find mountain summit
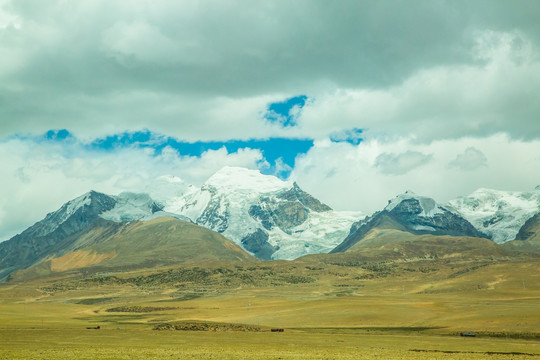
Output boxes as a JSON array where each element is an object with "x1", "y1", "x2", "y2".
[
  {"x1": 206, "y1": 166, "x2": 291, "y2": 193},
  {"x1": 159, "y1": 167, "x2": 362, "y2": 260}
]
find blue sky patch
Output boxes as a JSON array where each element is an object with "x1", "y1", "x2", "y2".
[
  {"x1": 153, "y1": 135, "x2": 313, "y2": 178},
  {"x1": 37, "y1": 129, "x2": 314, "y2": 179},
  {"x1": 90, "y1": 131, "x2": 154, "y2": 150},
  {"x1": 44, "y1": 129, "x2": 73, "y2": 141},
  {"x1": 265, "y1": 95, "x2": 309, "y2": 127}
]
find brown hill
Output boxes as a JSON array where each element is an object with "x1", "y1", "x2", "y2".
[
  {"x1": 10, "y1": 217, "x2": 256, "y2": 281},
  {"x1": 346, "y1": 228, "x2": 509, "y2": 260},
  {"x1": 302, "y1": 228, "x2": 510, "y2": 267}
]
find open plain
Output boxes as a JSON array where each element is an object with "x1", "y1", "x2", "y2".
[{"x1": 1, "y1": 255, "x2": 540, "y2": 359}]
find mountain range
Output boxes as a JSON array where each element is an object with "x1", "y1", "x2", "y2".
[
  {"x1": 332, "y1": 191, "x2": 487, "y2": 253},
  {"x1": 1, "y1": 166, "x2": 539, "y2": 281}
]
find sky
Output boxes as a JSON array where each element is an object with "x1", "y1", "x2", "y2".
[{"x1": 1, "y1": 0, "x2": 540, "y2": 240}]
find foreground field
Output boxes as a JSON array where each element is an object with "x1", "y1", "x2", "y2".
[
  {"x1": 1, "y1": 327, "x2": 540, "y2": 360},
  {"x1": 1, "y1": 257, "x2": 540, "y2": 359}
]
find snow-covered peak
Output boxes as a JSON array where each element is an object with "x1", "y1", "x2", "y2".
[
  {"x1": 384, "y1": 191, "x2": 413, "y2": 211},
  {"x1": 448, "y1": 187, "x2": 540, "y2": 243},
  {"x1": 37, "y1": 191, "x2": 95, "y2": 235},
  {"x1": 385, "y1": 191, "x2": 445, "y2": 217},
  {"x1": 205, "y1": 166, "x2": 292, "y2": 193}
]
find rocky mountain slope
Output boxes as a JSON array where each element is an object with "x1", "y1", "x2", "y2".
[{"x1": 332, "y1": 191, "x2": 486, "y2": 253}]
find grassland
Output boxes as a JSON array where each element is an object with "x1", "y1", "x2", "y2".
[
  {"x1": 2, "y1": 327, "x2": 540, "y2": 360},
  {"x1": 1, "y1": 256, "x2": 540, "y2": 359}
]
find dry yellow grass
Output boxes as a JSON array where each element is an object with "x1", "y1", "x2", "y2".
[
  {"x1": 0, "y1": 328, "x2": 539, "y2": 360},
  {"x1": 1, "y1": 256, "x2": 540, "y2": 359},
  {"x1": 50, "y1": 250, "x2": 116, "y2": 272}
]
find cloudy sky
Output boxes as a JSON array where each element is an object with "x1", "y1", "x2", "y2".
[{"x1": 1, "y1": 0, "x2": 540, "y2": 240}]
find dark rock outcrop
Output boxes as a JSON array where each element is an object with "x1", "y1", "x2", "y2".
[
  {"x1": 249, "y1": 200, "x2": 308, "y2": 235},
  {"x1": 241, "y1": 229, "x2": 278, "y2": 260}
]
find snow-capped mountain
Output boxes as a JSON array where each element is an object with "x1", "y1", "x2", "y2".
[
  {"x1": 144, "y1": 167, "x2": 363, "y2": 260},
  {"x1": 385, "y1": 191, "x2": 448, "y2": 222},
  {"x1": 3, "y1": 169, "x2": 540, "y2": 281},
  {"x1": 383, "y1": 191, "x2": 485, "y2": 236},
  {"x1": 448, "y1": 187, "x2": 540, "y2": 243},
  {"x1": 0, "y1": 191, "x2": 117, "y2": 280},
  {"x1": 15, "y1": 190, "x2": 117, "y2": 240},
  {"x1": 100, "y1": 192, "x2": 162, "y2": 222},
  {"x1": 333, "y1": 191, "x2": 485, "y2": 253}
]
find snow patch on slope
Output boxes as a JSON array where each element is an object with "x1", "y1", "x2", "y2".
[
  {"x1": 100, "y1": 192, "x2": 157, "y2": 222},
  {"x1": 100, "y1": 191, "x2": 192, "y2": 223},
  {"x1": 167, "y1": 187, "x2": 211, "y2": 222},
  {"x1": 63, "y1": 192, "x2": 92, "y2": 221}
]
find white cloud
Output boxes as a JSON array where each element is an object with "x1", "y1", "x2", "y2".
[
  {"x1": 375, "y1": 151, "x2": 432, "y2": 175},
  {"x1": 101, "y1": 21, "x2": 218, "y2": 67},
  {"x1": 0, "y1": 0, "x2": 20, "y2": 30},
  {"x1": 448, "y1": 147, "x2": 487, "y2": 171},
  {"x1": 291, "y1": 135, "x2": 540, "y2": 214},
  {"x1": 1, "y1": 3, "x2": 539, "y2": 143},
  {"x1": 298, "y1": 31, "x2": 540, "y2": 142}
]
